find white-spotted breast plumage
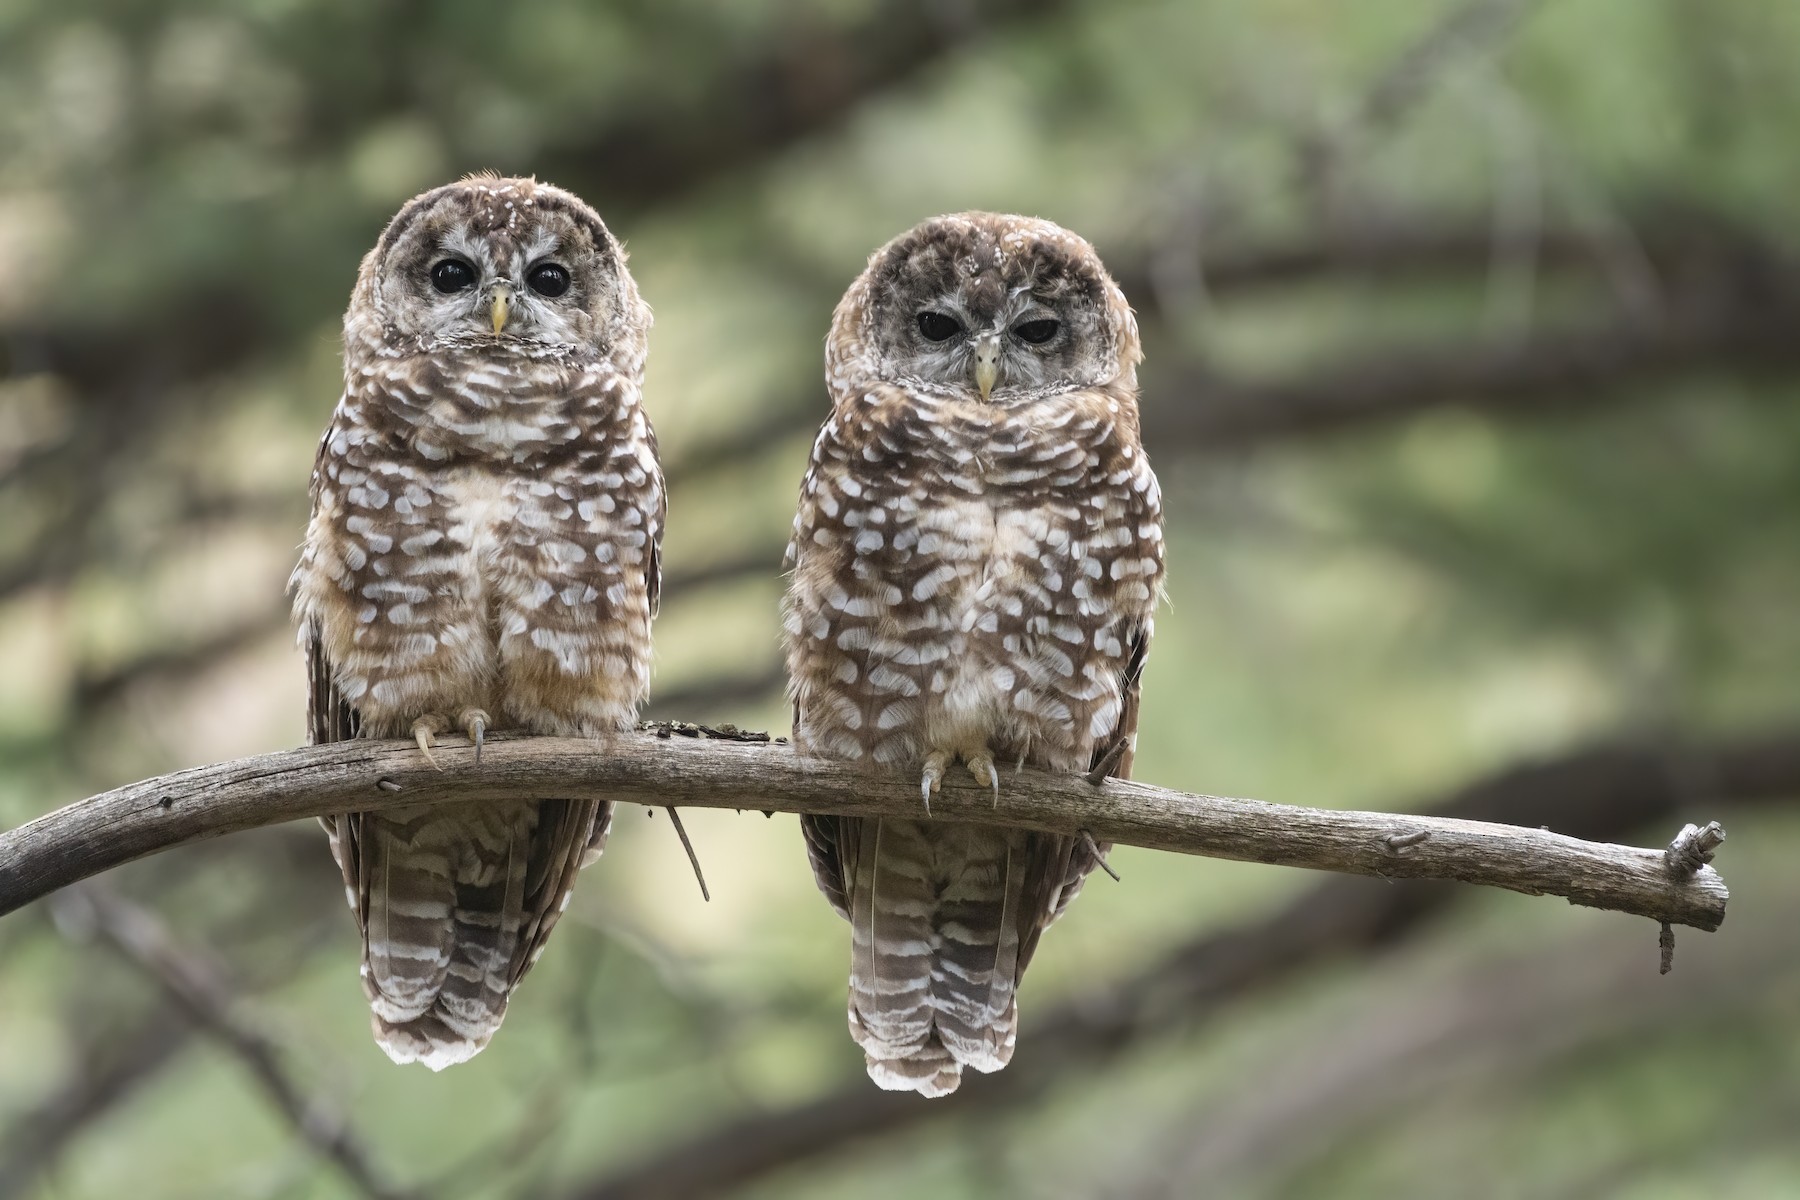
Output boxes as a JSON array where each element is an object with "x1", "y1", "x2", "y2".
[
  {"x1": 784, "y1": 212, "x2": 1165, "y2": 1096},
  {"x1": 291, "y1": 174, "x2": 663, "y2": 1069}
]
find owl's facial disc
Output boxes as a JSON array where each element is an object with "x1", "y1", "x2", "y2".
[
  {"x1": 849, "y1": 212, "x2": 1136, "y2": 406},
  {"x1": 422, "y1": 226, "x2": 586, "y2": 344},
  {"x1": 903, "y1": 290, "x2": 1072, "y2": 402},
  {"x1": 364, "y1": 178, "x2": 640, "y2": 359}
]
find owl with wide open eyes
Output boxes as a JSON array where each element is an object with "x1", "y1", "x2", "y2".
[
  {"x1": 290, "y1": 174, "x2": 664, "y2": 1069},
  {"x1": 783, "y1": 212, "x2": 1166, "y2": 1096}
]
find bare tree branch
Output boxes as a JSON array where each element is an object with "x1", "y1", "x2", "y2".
[
  {"x1": 73, "y1": 618, "x2": 290, "y2": 713},
  {"x1": 562, "y1": 728, "x2": 1795, "y2": 1200},
  {"x1": 1294, "y1": 0, "x2": 1538, "y2": 211},
  {"x1": 1, "y1": 0, "x2": 1069, "y2": 404},
  {"x1": 533, "y1": 0, "x2": 1075, "y2": 210},
  {"x1": 0, "y1": 732, "x2": 1729, "y2": 932},
  {"x1": 656, "y1": 216, "x2": 1800, "y2": 500},
  {"x1": 1110, "y1": 209, "x2": 1741, "y2": 313},
  {"x1": 1121, "y1": 861, "x2": 1795, "y2": 1200},
  {"x1": 0, "y1": 1007, "x2": 196, "y2": 1200},
  {"x1": 57, "y1": 885, "x2": 417, "y2": 1200},
  {"x1": 0, "y1": 836, "x2": 378, "y2": 1199},
  {"x1": 1142, "y1": 285, "x2": 1800, "y2": 450}
]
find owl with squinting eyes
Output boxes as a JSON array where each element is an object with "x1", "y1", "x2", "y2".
[
  {"x1": 783, "y1": 212, "x2": 1165, "y2": 1096},
  {"x1": 291, "y1": 174, "x2": 663, "y2": 1069}
]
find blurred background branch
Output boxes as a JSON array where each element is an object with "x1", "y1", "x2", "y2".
[
  {"x1": 55, "y1": 886, "x2": 413, "y2": 1200},
  {"x1": 566, "y1": 727, "x2": 1793, "y2": 1200}
]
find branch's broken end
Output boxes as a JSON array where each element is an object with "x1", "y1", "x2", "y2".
[{"x1": 1664, "y1": 821, "x2": 1727, "y2": 878}]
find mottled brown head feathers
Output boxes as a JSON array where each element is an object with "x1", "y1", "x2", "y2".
[
  {"x1": 351, "y1": 175, "x2": 650, "y2": 371},
  {"x1": 827, "y1": 212, "x2": 1141, "y2": 406}
]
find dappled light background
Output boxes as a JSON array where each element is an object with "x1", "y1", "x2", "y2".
[{"x1": 3, "y1": 1, "x2": 1799, "y2": 1197}]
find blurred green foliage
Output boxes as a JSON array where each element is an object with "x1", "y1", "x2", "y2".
[{"x1": 2, "y1": 0, "x2": 1798, "y2": 1196}]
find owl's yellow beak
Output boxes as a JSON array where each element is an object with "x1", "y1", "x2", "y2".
[
  {"x1": 490, "y1": 287, "x2": 511, "y2": 334},
  {"x1": 972, "y1": 333, "x2": 1001, "y2": 401}
]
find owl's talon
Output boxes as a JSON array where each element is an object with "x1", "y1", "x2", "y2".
[
  {"x1": 920, "y1": 750, "x2": 952, "y2": 816},
  {"x1": 460, "y1": 708, "x2": 492, "y2": 765},
  {"x1": 411, "y1": 714, "x2": 450, "y2": 771},
  {"x1": 968, "y1": 754, "x2": 999, "y2": 807}
]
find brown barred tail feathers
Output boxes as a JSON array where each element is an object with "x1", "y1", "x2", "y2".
[
  {"x1": 843, "y1": 819, "x2": 1078, "y2": 1096},
  {"x1": 348, "y1": 797, "x2": 604, "y2": 1070}
]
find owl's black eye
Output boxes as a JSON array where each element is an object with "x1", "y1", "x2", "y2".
[
  {"x1": 916, "y1": 311, "x2": 962, "y2": 342},
  {"x1": 527, "y1": 262, "x2": 571, "y2": 297},
  {"x1": 429, "y1": 258, "x2": 476, "y2": 293},
  {"x1": 1013, "y1": 318, "x2": 1060, "y2": 345}
]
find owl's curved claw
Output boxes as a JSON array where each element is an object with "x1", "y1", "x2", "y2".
[
  {"x1": 968, "y1": 753, "x2": 999, "y2": 808},
  {"x1": 919, "y1": 750, "x2": 951, "y2": 816},
  {"x1": 411, "y1": 714, "x2": 450, "y2": 771},
  {"x1": 460, "y1": 708, "x2": 491, "y2": 765}
]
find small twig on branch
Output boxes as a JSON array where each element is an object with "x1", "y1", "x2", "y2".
[
  {"x1": 662, "y1": 808, "x2": 712, "y2": 902},
  {"x1": 0, "y1": 732, "x2": 1730, "y2": 933},
  {"x1": 55, "y1": 886, "x2": 415, "y2": 1200},
  {"x1": 1080, "y1": 830, "x2": 1121, "y2": 883},
  {"x1": 1086, "y1": 739, "x2": 1129, "y2": 785}
]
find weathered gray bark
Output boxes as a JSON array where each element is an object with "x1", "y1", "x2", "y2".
[{"x1": 0, "y1": 729, "x2": 1728, "y2": 930}]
